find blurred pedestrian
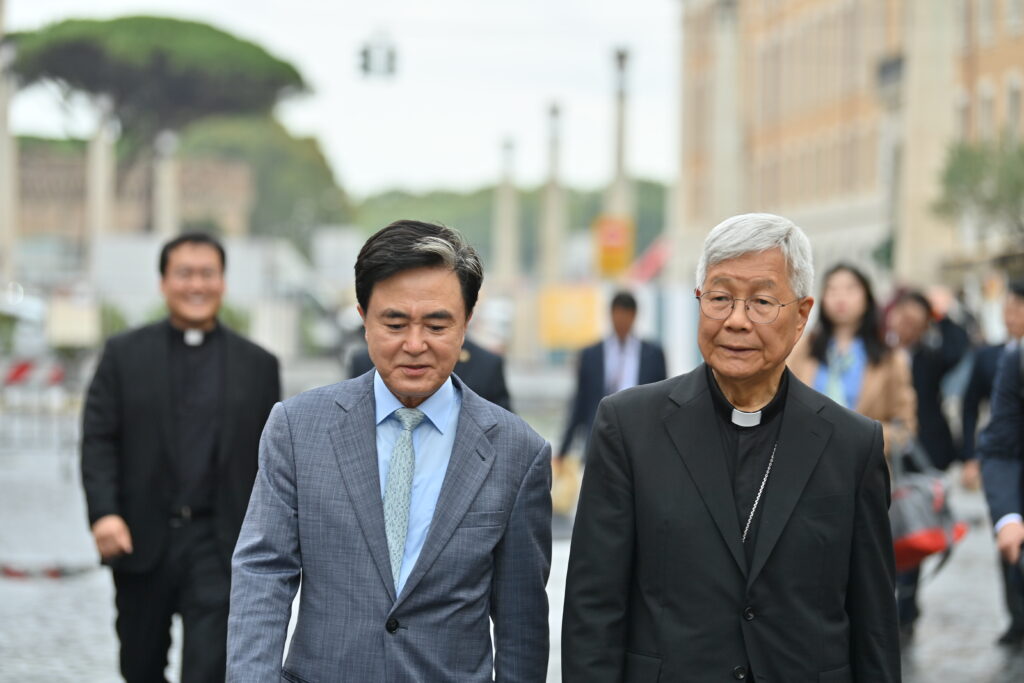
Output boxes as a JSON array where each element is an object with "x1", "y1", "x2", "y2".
[
  {"x1": 228, "y1": 220, "x2": 551, "y2": 681},
  {"x1": 562, "y1": 214, "x2": 899, "y2": 682},
  {"x1": 886, "y1": 288, "x2": 971, "y2": 638},
  {"x1": 81, "y1": 233, "x2": 280, "y2": 683},
  {"x1": 975, "y1": 281, "x2": 1024, "y2": 647},
  {"x1": 349, "y1": 336, "x2": 512, "y2": 411},
  {"x1": 557, "y1": 290, "x2": 666, "y2": 460},
  {"x1": 888, "y1": 290, "x2": 970, "y2": 471},
  {"x1": 789, "y1": 262, "x2": 916, "y2": 455}
]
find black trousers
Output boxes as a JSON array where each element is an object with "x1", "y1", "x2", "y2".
[
  {"x1": 1001, "y1": 554, "x2": 1024, "y2": 630},
  {"x1": 112, "y1": 518, "x2": 230, "y2": 683}
]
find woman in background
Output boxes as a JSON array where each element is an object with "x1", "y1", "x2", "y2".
[{"x1": 789, "y1": 263, "x2": 916, "y2": 452}]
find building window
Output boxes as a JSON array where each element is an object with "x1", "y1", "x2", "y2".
[
  {"x1": 979, "y1": 88, "x2": 995, "y2": 140},
  {"x1": 1011, "y1": 0, "x2": 1024, "y2": 34},
  {"x1": 958, "y1": 98, "x2": 971, "y2": 140},
  {"x1": 1008, "y1": 81, "x2": 1022, "y2": 140},
  {"x1": 979, "y1": 0, "x2": 995, "y2": 46}
]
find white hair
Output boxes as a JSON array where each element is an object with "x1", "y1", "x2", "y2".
[{"x1": 695, "y1": 213, "x2": 814, "y2": 298}]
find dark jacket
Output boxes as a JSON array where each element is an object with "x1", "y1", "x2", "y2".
[
  {"x1": 348, "y1": 337, "x2": 512, "y2": 411},
  {"x1": 558, "y1": 338, "x2": 667, "y2": 456},
  {"x1": 962, "y1": 343, "x2": 1006, "y2": 461},
  {"x1": 81, "y1": 320, "x2": 280, "y2": 573},
  {"x1": 979, "y1": 346, "x2": 1024, "y2": 524},
  {"x1": 909, "y1": 317, "x2": 970, "y2": 470},
  {"x1": 562, "y1": 366, "x2": 899, "y2": 683}
]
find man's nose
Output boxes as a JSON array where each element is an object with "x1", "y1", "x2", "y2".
[
  {"x1": 403, "y1": 327, "x2": 428, "y2": 353},
  {"x1": 724, "y1": 299, "x2": 753, "y2": 329}
]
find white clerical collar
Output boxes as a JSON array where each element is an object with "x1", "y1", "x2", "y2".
[
  {"x1": 184, "y1": 329, "x2": 205, "y2": 346},
  {"x1": 731, "y1": 408, "x2": 762, "y2": 427}
]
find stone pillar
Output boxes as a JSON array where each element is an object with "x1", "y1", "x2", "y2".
[
  {"x1": 604, "y1": 49, "x2": 634, "y2": 219},
  {"x1": 86, "y1": 99, "x2": 116, "y2": 283},
  {"x1": 0, "y1": 0, "x2": 18, "y2": 285},
  {"x1": 894, "y1": 0, "x2": 957, "y2": 286},
  {"x1": 153, "y1": 130, "x2": 180, "y2": 238},
  {"x1": 539, "y1": 103, "x2": 567, "y2": 285},
  {"x1": 710, "y1": 0, "x2": 742, "y2": 221},
  {"x1": 492, "y1": 139, "x2": 520, "y2": 292}
]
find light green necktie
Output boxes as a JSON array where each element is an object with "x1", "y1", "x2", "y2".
[{"x1": 383, "y1": 407, "x2": 425, "y2": 586}]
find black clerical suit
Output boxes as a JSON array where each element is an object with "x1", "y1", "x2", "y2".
[
  {"x1": 562, "y1": 365, "x2": 899, "y2": 683},
  {"x1": 82, "y1": 320, "x2": 279, "y2": 683}
]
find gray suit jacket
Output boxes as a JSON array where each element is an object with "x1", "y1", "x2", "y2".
[{"x1": 228, "y1": 372, "x2": 552, "y2": 682}]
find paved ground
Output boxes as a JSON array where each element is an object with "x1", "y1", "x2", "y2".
[{"x1": 3, "y1": 373, "x2": 1024, "y2": 681}]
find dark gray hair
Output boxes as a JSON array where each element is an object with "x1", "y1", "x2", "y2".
[
  {"x1": 355, "y1": 220, "x2": 484, "y2": 315},
  {"x1": 695, "y1": 212, "x2": 814, "y2": 298}
]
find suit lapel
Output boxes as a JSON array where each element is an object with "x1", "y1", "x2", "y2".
[
  {"x1": 394, "y1": 389, "x2": 498, "y2": 609},
  {"x1": 663, "y1": 368, "x2": 747, "y2": 577},
  {"x1": 328, "y1": 376, "x2": 397, "y2": 602},
  {"x1": 747, "y1": 379, "x2": 832, "y2": 586}
]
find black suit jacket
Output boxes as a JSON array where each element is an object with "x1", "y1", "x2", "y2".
[
  {"x1": 558, "y1": 338, "x2": 667, "y2": 455},
  {"x1": 979, "y1": 346, "x2": 1024, "y2": 523},
  {"x1": 81, "y1": 320, "x2": 280, "y2": 573},
  {"x1": 910, "y1": 317, "x2": 970, "y2": 470},
  {"x1": 348, "y1": 337, "x2": 512, "y2": 411},
  {"x1": 962, "y1": 343, "x2": 1005, "y2": 461},
  {"x1": 562, "y1": 366, "x2": 899, "y2": 683}
]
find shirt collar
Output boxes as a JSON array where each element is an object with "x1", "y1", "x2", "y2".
[
  {"x1": 373, "y1": 370, "x2": 457, "y2": 433},
  {"x1": 706, "y1": 364, "x2": 789, "y2": 428}
]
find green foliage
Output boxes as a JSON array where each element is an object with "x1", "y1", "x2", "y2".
[
  {"x1": 16, "y1": 135, "x2": 87, "y2": 157},
  {"x1": 354, "y1": 179, "x2": 667, "y2": 271},
  {"x1": 8, "y1": 16, "x2": 306, "y2": 154},
  {"x1": 0, "y1": 312, "x2": 15, "y2": 353},
  {"x1": 99, "y1": 302, "x2": 129, "y2": 338},
  {"x1": 935, "y1": 139, "x2": 1024, "y2": 241},
  {"x1": 179, "y1": 116, "x2": 350, "y2": 254}
]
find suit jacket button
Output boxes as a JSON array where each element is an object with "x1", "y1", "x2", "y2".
[
  {"x1": 386, "y1": 617, "x2": 399, "y2": 633},
  {"x1": 732, "y1": 665, "x2": 748, "y2": 680},
  {"x1": 743, "y1": 606, "x2": 755, "y2": 621}
]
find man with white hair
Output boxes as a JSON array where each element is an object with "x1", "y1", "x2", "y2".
[{"x1": 562, "y1": 213, "x2": 900, "y2": 682}]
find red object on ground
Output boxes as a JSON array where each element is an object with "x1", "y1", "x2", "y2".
[{"x1": 4, "y1": 360, "x2": 33, "y2": 386}]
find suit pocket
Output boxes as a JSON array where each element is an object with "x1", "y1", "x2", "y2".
[
  {"x1": 624, "y1": 651, "x2": 662, "y2": 682},
  {"x1": 819, "y1": 664, "x2": 852, "y2": 683},
  {"x1": 457, "y1": 510, "x2": 506, "y2": 528},
  {"x1": 281, "y1": 667, "x2": 311, "y2": 683}
]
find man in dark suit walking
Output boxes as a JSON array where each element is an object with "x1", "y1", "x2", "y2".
[
  {"x1": 81, "y1": 233, "x2": 280, "y2": 683},
  {"x1": 562, "y1": 213, "x2": 900, "y2": 682},
  {"x1": 557, "y1": 291, "x2": 667, "y2": 459},
  {"x1": 978, "y1": 281, "x2": 1024, "y2": 647},
  {"x1": 349, "y1": 336, "x2": 512, "y2": 411}
]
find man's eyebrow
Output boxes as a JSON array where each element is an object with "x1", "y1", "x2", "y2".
[
  {"x1": 423, "y1": 310, "x2": 455, "y2": 321},
  {"x1": 379, "y1": 309, "x2": 411, "y2": 320},
  {"x1": 709, "y1": 276, "x2": 776, "y2": 289}
]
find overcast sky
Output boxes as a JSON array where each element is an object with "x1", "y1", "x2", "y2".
[{"x1": 6, "y1": 0, "x2": 680, "y2": 198}]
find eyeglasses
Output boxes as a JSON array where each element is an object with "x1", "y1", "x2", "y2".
[{"x1": 695, "y1": 289, "x2": 800, "y2": 325}]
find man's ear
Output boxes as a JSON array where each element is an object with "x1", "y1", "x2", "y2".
[
  {"x1": 796, "y1": 296, "x2": 814, "y2": 334},
  {"x1": 357, "y1": 305, "x2": 366, "y2": 322}
]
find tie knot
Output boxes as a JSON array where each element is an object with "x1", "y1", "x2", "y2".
[{"x1": 395, "y1": 407, "x2": 426, "y2": 432}]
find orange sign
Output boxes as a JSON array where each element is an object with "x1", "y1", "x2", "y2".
[{"x1": 593, "y1": 214, "x2": 635, "y2": 278}]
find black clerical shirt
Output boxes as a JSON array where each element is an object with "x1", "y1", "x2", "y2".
[
  {"x1": 706, "y1": 365, "x2": 789, "y2": 566},
  {"x1": 167, "y1": 320, "x2": 224, "y2": 513}
]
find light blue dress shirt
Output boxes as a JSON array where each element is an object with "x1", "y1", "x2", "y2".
[{"x1": 374, "y1": 370, "x2": 461, "y2": 595}]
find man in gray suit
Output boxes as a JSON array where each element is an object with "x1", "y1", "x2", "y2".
[{"x1": 228, "y1": 220, "x2": 552, "y2": 682}]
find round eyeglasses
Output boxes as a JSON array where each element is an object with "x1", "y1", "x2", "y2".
[{"x1": 695, "y1": 289, "x2": 800, "y2": 325}]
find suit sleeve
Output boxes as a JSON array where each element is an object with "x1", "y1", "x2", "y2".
[
  {"x1": 562, "y1": 397, "x2": 634, "y2": 683},
  {"x1": 491, "y1": 439, "x2": 552, "y2": 683},
  {"x1": 558, "y1": 352, "x2": 588, "y2": 456},
  {"x1": 960, "y1": 350, "x2": 986, "y2": 461},
  {"x1": 979, "y1": 348, "x2": 1024, "y2": 523},
  {"x1": 81, "y1": 340, "x2": 122, "y2": 525},
  {"x1": 227, "y1": 402, "x2": 302, "y2": 682},
  {"x1": 846, "y1": 421, "x2": 900, "y2": 683}
]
